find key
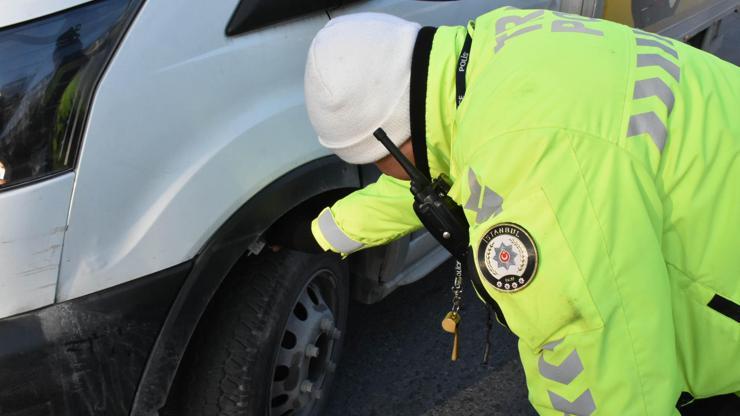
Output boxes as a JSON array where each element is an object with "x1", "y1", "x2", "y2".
[
  {"x1": 441, "y1": 311, "x2": 460, "y2": 333},
  {"x1": 441, "y1": 311, "x2": 461, "y2": 361},
  {"x1": 451, "y1": 329, "x2": 459, "y2": 361}
]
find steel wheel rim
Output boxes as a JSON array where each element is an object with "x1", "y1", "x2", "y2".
[{"x1": 268, "y1": 269, "x2": 342, "y2": 416}]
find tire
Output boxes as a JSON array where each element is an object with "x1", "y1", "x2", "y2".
[{"x1": 171, "y1": 250, "x2": 349, "y2": 416}]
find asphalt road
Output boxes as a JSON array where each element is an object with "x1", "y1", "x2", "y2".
[
  {"x1": 325, "y1": 259, "x2": 535, "y2": 416},
  {"x1": 324, "y1": 15, "x2": 739, "y2": 416}
]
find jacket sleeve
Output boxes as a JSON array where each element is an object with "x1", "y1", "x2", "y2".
[
  {"x1": 464, "y1": 129, "x2": 680, "y2": 415},
  {"x1": 311, "y1": 173, "x2": 422, "y2": 256}
]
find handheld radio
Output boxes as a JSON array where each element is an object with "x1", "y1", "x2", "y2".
[{"x1": 373, "y1": 128, "x2": 469, "y2": 260}]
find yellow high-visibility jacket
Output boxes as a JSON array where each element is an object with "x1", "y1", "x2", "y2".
[{"x1": 311, "y1": 8, "x2": 740, "y2": 415}]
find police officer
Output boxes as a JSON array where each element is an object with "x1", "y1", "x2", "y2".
[{"x1": 301, "y1": 8, "x2": 740, "y2": 415}]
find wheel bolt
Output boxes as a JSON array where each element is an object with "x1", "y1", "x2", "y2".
[
  {"x1": 320, "y1": 318, "x2": 335, "y2": 333},
  {"x1": 305, "y1": 344, "x2": 320, "y2": 358},
  {"x1": 300, "y1": 380, "x2": 314, "y2": 394}
]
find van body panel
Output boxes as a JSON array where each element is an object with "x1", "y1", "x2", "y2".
[
  {"x1": 56, "y1": 0, "x2": 521, "y2": 301},
  {"x1": 0, "y1": 174, "x2": 73, "y2": 318}
]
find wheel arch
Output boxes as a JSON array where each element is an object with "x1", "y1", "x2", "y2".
[{"x1": 129, "y1": 155, "x2": 360, "y2": 415}]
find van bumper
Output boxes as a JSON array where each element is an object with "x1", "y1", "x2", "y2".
[{"x1": 0, "y1": 262, "x2": 190, "y2": 416}]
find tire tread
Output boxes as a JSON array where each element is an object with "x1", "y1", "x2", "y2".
[{"x1": 167, "y1": 251, "x2": 346, "y2": 416}]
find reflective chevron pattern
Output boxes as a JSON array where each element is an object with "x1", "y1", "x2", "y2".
[
  {"x1": 465, "y1": 168, "x2": 503, "y2": 223},
  {"x1": 628, "y1": 111, "x2": 669, "y2": 151},
  {"x1": 539, "y1": 348, "x2": 584, "y2": 384},
  {"x1": 634, "y1": 78, "x2": 675, "y2": 111},
  {"x1": 540, "y1": 339, "x2": 596, "y2": 415},
  {"x1": 548, "y1": 389, "x2": 596, "y2": 416},
  {"x1": 636, "y1": 54, "x2": 680, "y2": 81},
  {"x1": 633, "y1": 28, "x2": 674, "y2": 45},
  {"x1": 636, "y1": 38, "x2": 678, "y2": 58},
  {"x1": 627, "y1": 29, "x2": 680, "y2": 152},
  {"x1": 542, "y1": 339, "x2": 564, "y2": 351}
]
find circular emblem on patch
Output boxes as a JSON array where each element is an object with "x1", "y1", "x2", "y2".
[{"x1": 477, "y1": 223, "x2": 538, "y2": 293}]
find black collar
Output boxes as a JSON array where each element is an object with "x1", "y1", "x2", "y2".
[{"x1": 409, "y1": 26, "x2": 436, "y2": 181}]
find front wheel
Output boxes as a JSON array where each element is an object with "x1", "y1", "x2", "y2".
[{"x1": 171, "y1": 250, "x2": 349, "y2": 416}]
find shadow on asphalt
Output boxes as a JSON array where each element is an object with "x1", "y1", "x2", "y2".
[{"x1": 324, "y1": 259, "x2": 537, "y2": 416}]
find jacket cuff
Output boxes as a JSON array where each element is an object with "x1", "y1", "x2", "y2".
[
  {"x1": 311, "y1": 207, "x2": 366, "y2": 255},
  {"x1": 311, "y1": 217, "x2": 334, "y2": 253}
]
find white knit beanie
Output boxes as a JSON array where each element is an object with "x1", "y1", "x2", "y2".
[{"x1": 304, "y1": 13, "x2": 421, "y2": 164}]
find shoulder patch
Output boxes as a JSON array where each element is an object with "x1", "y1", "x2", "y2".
[{"x1": 477, "y1": 222, "x2": 538, "y2": 293}]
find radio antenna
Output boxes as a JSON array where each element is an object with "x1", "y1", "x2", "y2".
[{"x1": 373, "y1": 128, "x2": 430, "y2": 186}]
